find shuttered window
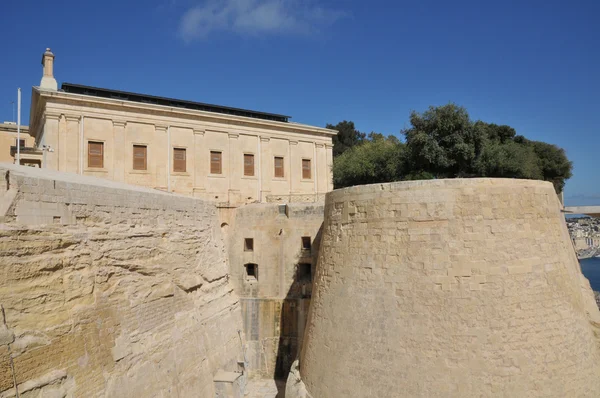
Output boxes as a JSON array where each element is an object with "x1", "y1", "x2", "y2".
[
  {"x1": 302, "y1": 159, "x2": 311, "y2": 179},
  {"x1": 210, "y1": 151, "x2": 222, "y2": 174},
  {"x1": 274, "y1": 156, "x2": 284, "y2": 178},
  {"x1": 88, "y1": 141, "x2": 103, "y2": 168},
  {"x1": 15, "y1": 139, "x2": 25, "y2": 148},
  {"x1": 244, "y1": 154, "x2": 254, "y2": 176},
  {"x1": 133, "y1": 145, "x2": 147, "y2": 170},
  {"x1": 173, "y1": 148, "x2": 186, "y2": 172}
]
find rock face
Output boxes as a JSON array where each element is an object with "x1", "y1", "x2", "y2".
[
  {"x1": 294, "y1": 179, "x2": 600, "y2": 397},
  {"x1": 0, "y1": 164, "x2": 244, "y2": 397}
]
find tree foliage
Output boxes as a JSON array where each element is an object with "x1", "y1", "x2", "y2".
[
  {"x1": 333, "y1": 134, "x2": 405, "y2": 188},
  {"x1": 330, "y1": 103, "x2": 573, "y2": 192},
  {"x1": 327, "y1": 120, "x2": 365, "y2": 157}
]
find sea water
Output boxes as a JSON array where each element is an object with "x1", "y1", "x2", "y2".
[{"x1": 580, "y1": 257, "x2": 600, "y2": 291}]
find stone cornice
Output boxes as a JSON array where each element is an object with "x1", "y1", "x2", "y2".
[
  {"x1": 315, "y1": 143, "x2": 325, "y2": 148},
  {"x1": 228, "y1": 133, "x2": 239, "y2": 139},
  {"x1": 289, "y1": 140, "x2": 299, "y2": 146},
  {"x1": 37, "y1": 88, "x2": 337, "y2": 137},
  {"x1": 260, "y1": 136, "x2": 270, "y2": 142},
  {"x1": 64, "y1": 114, "x2": 81, "y2": 122},
  {"x1": 155, "y1": 125, "x2": 168, "y2": 132},
  {"x1": 45, "y1": 112, "x2": 61, "y2": 121},
  {"x1": 193, "y1": 128, "x2": 205, "y2": 135},
  {"x1": 112, "y1": 120, "x2": 127, "y2": 128}
]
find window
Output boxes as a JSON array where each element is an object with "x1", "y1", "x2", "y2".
[
  {"x1": 274, "y1": 156, "x2": 284, "y2": 178},
  {"x1": 244, "y1": 154, "x2": 254, "y2": 176},
  {"x1": 15, "y1": 139, "x2": 25, "y2": 148},
  {"x1": 245, "y1": 263, "x2": 258, "y2": 281},
  {"x1": 302, "y1": 159, "x2": 311, "y2": 179},
  {"x1": 244, "y1": 238, "x2": 254, "y2": 252},
  {"x1": 211, "y1": 151, "x2": 222, "y2": 174},
  {"x1": 173, "y1": 148, "x2": 186, "y2": 172},
  {"x1": 301, "y1": 236, "x2": 311, "y2": 251},
  {"x1": 88, "y1": 141, "x2": 104, "y2": 168},
  {"x1": 297, "y1": 263, "x2": 312, "y2": 282},
  {"x1": 133, "y1": 145, "x2": 147, "y2": 170}
]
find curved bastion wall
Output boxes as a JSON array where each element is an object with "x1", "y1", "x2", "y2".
[{"x1": 293, "y1": 178, "x2": 600, "y2": 397}]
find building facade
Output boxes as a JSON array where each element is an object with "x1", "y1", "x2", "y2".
[
  {"x1": 0, "y1": 123, "x2": 41, "y2": 166},
  {"x1": 29, "y1": 49, "x2": 336, "y2": 206}
]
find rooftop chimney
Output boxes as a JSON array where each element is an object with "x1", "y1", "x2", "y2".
[{"x1": 40, "y1": 48, "x2": 57, "y2": 91}]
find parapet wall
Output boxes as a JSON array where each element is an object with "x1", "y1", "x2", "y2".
[
  {"x1": 295, "y1": 178, "x2": 600, "y2": 397},
  {"x1": 0, "y1": 164, "x2": 244, "y2": 397}
]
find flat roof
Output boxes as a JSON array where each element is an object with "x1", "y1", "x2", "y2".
[{"x1": 61, "y1": 83, "x2": 291, "y2": 123}]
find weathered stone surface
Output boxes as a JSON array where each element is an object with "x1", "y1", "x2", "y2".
[
  {"x1": 225, "y1": 203, "x2": 323, "y2": 379},
  {"x1": 0, "y1": 165, "x2": 244, "y2": 397},
  {"x1": 295, "y1": 178, "x2": 600, "y2": 397}
]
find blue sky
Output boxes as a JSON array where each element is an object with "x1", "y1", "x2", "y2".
[{"x1": 1, "y1": 0, "x2": 598, "y2": 204}]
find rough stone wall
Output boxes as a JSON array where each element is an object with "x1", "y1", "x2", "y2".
[
  {"x1": 225, "y1": 203, "x2": 323, "y2": 379},
  {"x1": 0, "y1": 164, "x2": 244, "y2": 397},
  {"x1": 296, "y1": 179, "x2": 600, "y2": 398}
]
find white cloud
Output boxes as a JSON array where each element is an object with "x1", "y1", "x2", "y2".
[{"x1": 178, "y1": 0, "x2": 347, "y2": 41}]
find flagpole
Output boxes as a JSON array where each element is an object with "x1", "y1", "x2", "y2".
[{"x1": 16, "y1": 88, "x2": 21, "y2": 165}]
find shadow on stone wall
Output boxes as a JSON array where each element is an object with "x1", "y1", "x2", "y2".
[{"x1": 272, "y1": 224, "x2": 323, "y2": 395}]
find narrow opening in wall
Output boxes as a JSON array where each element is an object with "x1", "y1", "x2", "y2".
[
  {"x1": 297, "y1": 263, "x2": 311, "y2": 282},
  {"x1": 244, "y1": 238, "x2": 254, "y2": 252},
  {"x1": 245, "y1": 263, "x2": 258, "y2": 281},
  {"x1": 301, "y1": 236, "x2": 311, "y2": 251}
]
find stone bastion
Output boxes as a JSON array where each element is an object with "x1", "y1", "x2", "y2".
[{"x1": 288, "y1": 178, "x2": 600, "y2": 398}]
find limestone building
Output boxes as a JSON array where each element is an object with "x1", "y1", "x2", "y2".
[
  {"x1": 0, "y1": 123, "x2": 40, "y2": 166},
  {"x1": 29, "y1": 49, "x2": 336, "y2": 206}
]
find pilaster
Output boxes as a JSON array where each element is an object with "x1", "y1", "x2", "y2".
[
  {"x1": 325, "y1": 143, "x2": 334, "y2": 192},
  {"x1": 44, "y1": 112, "x2": 61, "y2": 170},
  {"x1": 155, "y1": 125, "x2": 168, "y2": 190},
  {"x1": 193, "y1": 128, "x2": 206, "y2": 197},
  {"x1": 64, "y1": 115, "x2": 81, "y2": 174},
  {"x1": 260, "y1": 136, "x2": 271, "y2": 201},
  {"x1": 113, "y1": 120, "x2": 127, "y2": 182},
  {"x1": 289, "y1": 140, "x2": 298, "y2": 195},
  {"x1": 228, "y1": 132, "x2": 241, "y2": 204}
]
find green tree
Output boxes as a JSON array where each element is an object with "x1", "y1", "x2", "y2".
[
  {"x1": 330, "y1": 104, "x2": 573, "y2": 192},
  {"x1": 333, "y1": 134, "x2": 405, "y2": 188},
  {"x1": 530, "y1": 140, "x2": 573, "y2": 192},
  {"x1": 403, "y1": 104, "x2": 485, "y2": 178},
  {"x1": 326, "y1": 120, "x2": 366, "y2": 157}
]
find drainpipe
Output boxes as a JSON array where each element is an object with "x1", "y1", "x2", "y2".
[{"x1": 167, "y1": 126, "x2": 171, "y2": 193}]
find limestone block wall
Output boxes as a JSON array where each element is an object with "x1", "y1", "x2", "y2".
[
  {"x1": 296, "y1": 179, "x2": 600, "y2": 398},
  {"x1": 225, "y1": 203, "x2": 323, "y2": 379},
  {"x1": 0, "y1": 164, "x2": 244, "y2": 397}
]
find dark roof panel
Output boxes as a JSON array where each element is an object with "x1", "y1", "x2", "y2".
[{"x1": 61, "y1": 83, "x2": 291, "y2": 123}]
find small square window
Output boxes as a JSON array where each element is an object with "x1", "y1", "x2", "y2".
[
  {"x1": 301, "y1": 236, "x2": 311, "y2": 251},
  {"x1": 297, "y1": 263, "x2": 311, "y2": 282},
  {"x1": 245, "y1": 263, "x2": 258, "y2": 281},
  {"x1": 244, "y1": 238, "x2": 254, "y2": 252}
]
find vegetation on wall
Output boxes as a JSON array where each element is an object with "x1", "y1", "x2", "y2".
[{"x1": 330, "y1": 103, "x2": 572, "y2": 193}]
